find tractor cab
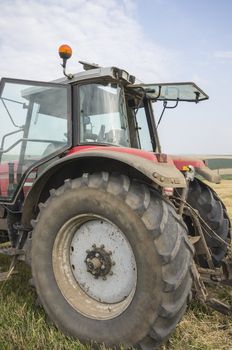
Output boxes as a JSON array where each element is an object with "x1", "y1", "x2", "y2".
[{"x1": 0, "y1": 45, "x2": 208, "y2": 204}]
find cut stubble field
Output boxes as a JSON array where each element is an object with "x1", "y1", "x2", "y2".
[{"x1": 0, "y1": 181, "x2": 232, "y2": 350}]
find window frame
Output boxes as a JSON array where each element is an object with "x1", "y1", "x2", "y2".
[
  {"x1": 0, "y1": 77, "x2": 72, "y2": 204},
  {"x1": 73, "y1": 82, "x2": 131, "y2": 148}
]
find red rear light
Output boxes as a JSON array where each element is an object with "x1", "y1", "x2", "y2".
[{"x1": 164, "y1": 187, "x2": 174, "y2": 196}]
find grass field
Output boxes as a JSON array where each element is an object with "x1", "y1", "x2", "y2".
[{"x1": 0, "y1": 181, "x2": 232, "y2": 349}]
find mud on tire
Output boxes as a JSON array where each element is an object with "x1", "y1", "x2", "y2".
[{"x1": 31, "y1": 173, "x2": 193, "y2": 349}]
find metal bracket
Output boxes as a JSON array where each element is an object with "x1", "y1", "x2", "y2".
[
  {"x1": 222, "y1": 255, "x2": 232, "y2": 286},
  {"x1": 198, "y1": 266, "x2": 224, "y2": 284},
  {"x1": 0, "y1": 225, "x2": 27, "y2": 283},
  {"x1": 192, "y1": 262, "x2": 232, "y2": 316},
  {"x1": 206, "y1": 298, "x2": 232, "y2": 316},
  {"x1": 191, "y1": 262, "x2": 208, "y2": 302},
  {"x1": 0, "y1": 247, "x2": 24, "y2": 256},
  {"x1": 178, "y1": 165, "x2": 195, "y2": 216}
]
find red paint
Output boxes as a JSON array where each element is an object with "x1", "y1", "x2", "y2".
[
  {"x1": 0, "y1": 161, "x2": 18, "y2": 197},
  {"x1": 67, "y1": 145, "x2": 176, "y2": 164},
  {"x1": 0, "y1": 145, "x2": 206, "y2": 199},
  {"x1": 171, "y1": 157, "x2": 205, "y2": 170},
  {"x1": 67, "y1": 146, "x2": 206, "y2": 171}
]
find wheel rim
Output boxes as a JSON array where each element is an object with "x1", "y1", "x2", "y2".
[{"x1": 52, "y1": 214, "x2": 137, "y2": 320}]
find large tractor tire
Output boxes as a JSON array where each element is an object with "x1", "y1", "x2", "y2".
[
  {"x1": 187, "y1": 179, "x2": 231, "y2": 267},
  {"x1": 31, "y1": 173, "x2": 193, "y2": 349}
]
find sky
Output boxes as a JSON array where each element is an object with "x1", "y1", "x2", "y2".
[{"x1": 0, "y1": 0, "x2": 231, "y2": 154}]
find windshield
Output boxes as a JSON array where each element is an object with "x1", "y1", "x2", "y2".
[
  {"x1": 0, "y1": 79, "x2": 70, "y2": 201},
  {"x1": 79, "y1": 83, "x2": 130, "y2": 147}
]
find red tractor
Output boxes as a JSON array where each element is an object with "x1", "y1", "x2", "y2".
[{"x1": 0, "y1": 45, "x2": 231, "y2": 349}]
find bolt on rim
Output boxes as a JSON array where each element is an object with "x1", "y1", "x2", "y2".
[{"x1": 52, "y1": 214, "x2": 137, "y2": 320}]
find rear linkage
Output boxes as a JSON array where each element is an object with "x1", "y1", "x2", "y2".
[
  {"x1": 0, "y1": 168, "x2": 232, "y2": 316},
  {"x1": 0, "y1": 223, "x2": 30, "y2": 282},
  {"x1": 173, "y1": 166, "x2": 232, "y2": 316}
]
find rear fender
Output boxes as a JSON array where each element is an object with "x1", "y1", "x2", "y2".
[
  {"x1": 171, "y1": 156, "x2": 221, "y2": 183},
  {"x1": 21, "y1": 149, "x2": 186, "y2": 227},
  {"x1": 195, "y1": 166, "x2": 221, "y2": 184}
]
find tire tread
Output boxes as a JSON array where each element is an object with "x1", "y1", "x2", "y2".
[{"x1": 32, "y1": 172, "x2": 193, "y2": 350}]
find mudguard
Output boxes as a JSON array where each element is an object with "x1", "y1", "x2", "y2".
[
  {"x1": 171, "y1": 156, "x2": 221, "y2": 184},
  {"x1": 21, "y1": 148, "x2": 186, "y2": 226}
]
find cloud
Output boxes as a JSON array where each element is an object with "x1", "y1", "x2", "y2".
[
  {"x1": 0, "y1": 0, "x2": 172, "y2": 83},
  {"x1": 0, "y1": 0, "x2": 230, "y2": 154}
]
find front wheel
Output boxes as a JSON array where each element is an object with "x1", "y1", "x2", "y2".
[{"x1": 31, "y1": 173, "x2": 193, "y2": 349}]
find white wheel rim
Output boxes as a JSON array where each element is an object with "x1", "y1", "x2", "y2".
[{"x1": 52, "y1": 214, "x2": 137, "y2": 320}]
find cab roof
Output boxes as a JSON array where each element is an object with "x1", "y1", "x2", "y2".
[{"x1": 54, "y1": 64, "x2": 208, "y2": 103}]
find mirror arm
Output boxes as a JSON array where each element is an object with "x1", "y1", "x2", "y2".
[{"x1": 157, "y1": 99, "x2": 179, "y2": 129}]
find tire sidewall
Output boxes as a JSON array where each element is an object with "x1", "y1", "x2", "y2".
[{"x1": 32, "y1": 186, "x2": 163, "y2": 346}]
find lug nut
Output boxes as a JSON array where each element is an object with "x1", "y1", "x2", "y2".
[
  {"x1": 101, "y1": 265, "x2": 105, "y2": 270},
  {"x1": 87, "y1": 258, "x2": 90, "y2": 262},
  {"x1": 92, "y1": 244, "x2": 96, "y2": 248},
  {"x1": 95, "y1": 253, "x2": 100, "y2": 258}
]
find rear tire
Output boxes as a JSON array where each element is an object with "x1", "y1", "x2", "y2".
[
  {"x1": 187, "y1": 179, "x2": 231, "y2": 266},
  {"x1": 31, "y1": 173, "x2": 193, "y2": 349}
]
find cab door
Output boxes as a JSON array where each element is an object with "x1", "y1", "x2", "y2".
[{"x1": 0, "y1": 78, "x2": 71, "y2": 203}]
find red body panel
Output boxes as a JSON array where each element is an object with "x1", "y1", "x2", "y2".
[
  {"x1": 0, "y1": 145, "x2": 206, "y2": 199},
  {"x1": 68, "y1": 146, "x2": 206, "y2": 169},
  {"x1": 0, "y1": 161, "x2": 18, "y2": 197},
  {"x1": 67, "y1": 145, "x2": 175, "y2": 164},
  {"x1": 171, "y1": 156, "x2": 205, "y2": 170}
]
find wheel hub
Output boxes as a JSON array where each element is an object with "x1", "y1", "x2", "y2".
[
  {"x1": 85, "y1": 245, "x2": 113, "y2": 279},
  {"x1": 53, "y1": 214, "x2": 137, "y2": 319},
  {"x1": 67, "y1": 217, "x2": 136, "y2": 304}
]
